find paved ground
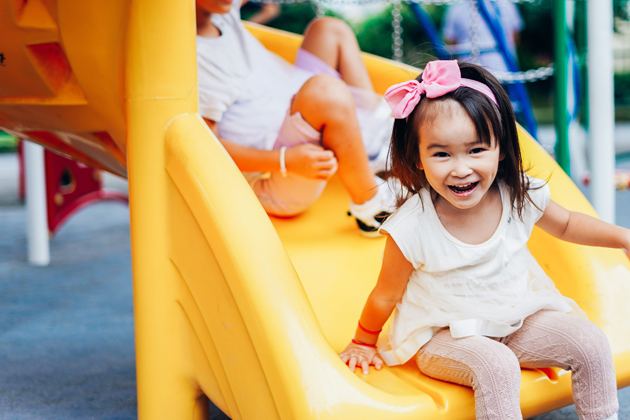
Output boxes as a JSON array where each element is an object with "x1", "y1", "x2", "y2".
[{"x1": 0, "y1": 140, "x2": 629, "y2": 419}]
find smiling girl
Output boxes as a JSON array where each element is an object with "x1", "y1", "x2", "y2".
[{"x1": 338, "y1": 60, "x2": 630, "y2": 420}]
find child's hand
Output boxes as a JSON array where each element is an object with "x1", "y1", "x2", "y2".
[
  {"x1": 285, "y1": 143, "x2": 338, "y2": 181},
  {"x1": 338, "y1": 342, "x2": 383, "y2": 375}
]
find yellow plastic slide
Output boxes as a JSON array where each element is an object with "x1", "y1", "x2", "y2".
[{"x1": 1, "y1": 1, "x2": 629, "y2": 419}]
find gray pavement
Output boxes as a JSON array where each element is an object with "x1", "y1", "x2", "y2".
[
  {"x1": 0, "y1": 145, "x2": 629, "y2": 419},
  {"x1": 0, "y1": 156, "x2": 137, "y2": 419}
]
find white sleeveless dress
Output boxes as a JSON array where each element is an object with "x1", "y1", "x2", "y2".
[{"x1": 378, "y1": 175, "x2": 584, "y2": 366}]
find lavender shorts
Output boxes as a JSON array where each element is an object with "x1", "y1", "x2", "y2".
[{"x1": 249, "y1": 49, "x2": 340, "y2": 217}]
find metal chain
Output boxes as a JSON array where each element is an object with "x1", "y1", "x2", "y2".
[
  {"x1": 493, "y1": 64, "x2": 555, "y2": 83},
  {"x1": 249, "y1": 0, "x2": 552, "y2": 84},
  {"x1": 391, "y1": 0, "x2": 404, "y2": 61},
  {"x1": 313, "y1": 0, "x2": 326, "y2": 16},
  {"x1": 468, "y1": 0, "x2": 480, "y2": 64},
  {"x1": 249, "y1": 0, "x2": 540, "y2": 5},
  {"x1": 406, "y1": 0, "x2": 539, "y2": 4}
]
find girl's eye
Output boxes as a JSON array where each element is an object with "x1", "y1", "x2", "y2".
[
  {"x1": 434, "y1": 152, "x2": 449, "y2": 158},
  {"x1": 470, "y1": 148, "x2": 485, "y2": 154}
]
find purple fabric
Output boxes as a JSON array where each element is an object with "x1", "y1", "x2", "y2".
[{"x1": 294, "y1": 48, "x2": 341, "y2": 79}]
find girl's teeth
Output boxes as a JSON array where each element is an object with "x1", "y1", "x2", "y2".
[{"x1": 450, "y1": 182, "x2": 477, "y2": 192}]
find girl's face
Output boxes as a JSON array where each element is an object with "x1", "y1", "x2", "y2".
[{"x1": 418, "y1": 100, "x2": 503, "y2": 212}]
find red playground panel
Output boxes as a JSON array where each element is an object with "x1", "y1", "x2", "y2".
[{"x1": 18, "y1": 140, "x2": 128, "y2": 235}]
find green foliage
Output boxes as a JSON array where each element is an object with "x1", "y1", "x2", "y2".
[
  {"x1": 615, "y1": 73, "x2": 630, "y2": 106},
  {"x1": 240, "y1": 3, "x2": 263, "y2": 21},
  {"x1": 0, "y1": 131, "x2": 17, "y2": 153},
  {"x1": 514, "y1": 2, "x2": 555, "y2": 110},
  {"x1": 517, "y1": 2, "x2": 553, "y2": 71},
  {"x1": 264, "y1": 4, "x2": 318, "y2": 35},
  {"x1": 354, "y1": 4, "x2": 438, "y2": 67},
  {"x1": 258, "y1": 3, "x2": 442, "y2": 67},
  {"x1": 614, "y1": 0, "x2": 630, "y2": 23}
]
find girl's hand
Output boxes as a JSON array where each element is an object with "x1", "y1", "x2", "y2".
[
  {"x1": 339, "y1": 342, "x2": 383, "y2": 375},
  {"x1": 285, "y1": 143, "x2": 338, "y2": 181}
]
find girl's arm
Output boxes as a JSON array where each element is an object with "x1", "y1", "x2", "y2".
[
  {"x1": 536, "y1": 200, "x2": 630, "y2": 254},
  {"x1": 338, "y1": 234, "x2": 414, "y2": 374},
  {"x1": 203, "y1": 117, "x2": 338, "y2": 180}
]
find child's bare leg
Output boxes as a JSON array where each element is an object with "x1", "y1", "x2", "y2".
[
  {"x1": 300, "y1": 17, "x2": 373, "y2": 91},
  {"x1": 291, "y1": 74, "x2": 377, "y2": 204}
]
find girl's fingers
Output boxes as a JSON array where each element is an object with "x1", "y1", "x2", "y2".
[
  {"x1": 339, "y1": 354, "x2": 349, "y2": 364},
  {"x1": 315, "y1": 172, "x2": 333, "y2": 181},
  {"x1": 316, "y1": 168, "x2": 336, "y2": 180},
  {"x1": 318, "y1": 150, "x2": 336, "y2": 160},
  {"x1": 313, "y1": 157, "x2": 338, "y2": 169},
  {"x1": 314, "y1": 159, "x2": 338, "y2": 180},
  {"x1": 348, "y1": 357, "x2": 357, "y2": 372},
  {"x1": 305, "y1": 145, "x2": 334, "y2": 160},
  {"x1": 361, "y1": 360, "x2": 369, "y2": 375},
  {"x1": 315, "y1": 161, "x2": 336, "y2": 169},
  {"x1": 374, "y1": 357, "x2": 383, "y2": 371},
  {"x1": 315, "y1": 166, "x2": 336, "y2": 175}
]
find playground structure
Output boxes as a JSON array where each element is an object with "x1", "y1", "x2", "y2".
[
  {"x1": 15, "y1": 0, "x2": 624, "y2": 267},
  {"x1": 1, "y1": 1, "x2": 630, "y2": 419},
  {"x1": 16, "y1": 140, "x2": 128, "y2": 254}
]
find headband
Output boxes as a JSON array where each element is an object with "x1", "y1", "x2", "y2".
[{"x1": 384, "y1": 60, "x2": 498, "y2": 119}]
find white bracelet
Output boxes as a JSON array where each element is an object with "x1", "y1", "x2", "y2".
[{"x1": 279, "y1": 146, "x2": 287, "y2": 177}]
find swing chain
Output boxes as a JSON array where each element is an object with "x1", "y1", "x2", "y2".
[
  {"x1": 494, "y1": 64, "x2": 555, "y2": 84},
  {"x1": 312, "y1": 0, "x2": 326, "y2": 16},
  {"x1": 250, "y1": 0, "x2": 553, "y2": 85},
  {"x1": 250, "y1": 0, "x2": 539, "y2": 6},
  {"x1": 392, "y1": 0, "x2": 404, "y2": 61},
  {"x1": 407, "y1": 0, "x2": 538, "y2": 4},
  {"x1": 468, "y1": 0, "x2": 481, "y2": 64}
]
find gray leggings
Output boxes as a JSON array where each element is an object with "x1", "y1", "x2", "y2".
[{"x1": 415, "y1": 310, "x2": 618, "y2": 420}]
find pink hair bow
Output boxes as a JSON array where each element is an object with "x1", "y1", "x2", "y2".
[{"x1": 384, "y1": 60, "x2": 497, "y2": 119}]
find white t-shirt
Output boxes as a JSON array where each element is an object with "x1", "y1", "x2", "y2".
[
  {"x1": 196, "y1": 0, "x2": 311, "y2": 150},
  {"x1": 378, "y1": 176, "x2": 582, "y2": 366},
  {"x1": 442, "y1": 0, "x2": 523, "y2": 73}
]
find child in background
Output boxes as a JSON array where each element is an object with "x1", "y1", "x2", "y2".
[
  {"x1": 196, "y1": 0, "x2": 395, "y2": 236},
  {"x1": 339, "y1": 60, "x2": 630, "y2": 420}
]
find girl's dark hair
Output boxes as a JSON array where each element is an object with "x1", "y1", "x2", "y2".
[{"x1": 389, "y1": 61, "x2": 533, "y2": 218}]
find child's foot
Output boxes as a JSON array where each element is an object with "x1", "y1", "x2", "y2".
[{"x1": 348, "y1": 177, "x2": 398, "y2": 238}]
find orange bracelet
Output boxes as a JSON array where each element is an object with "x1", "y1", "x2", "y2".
[
  {"x1": 352, "y1": 338, "x2": 377, "y2": 348},
  {"x1": 358, "y1": 321, "x2": 381, "y2": 335}
]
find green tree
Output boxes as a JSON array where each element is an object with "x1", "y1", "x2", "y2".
[{"x1": 354, "y1": 4, "x2": 439, "y2": 67}]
